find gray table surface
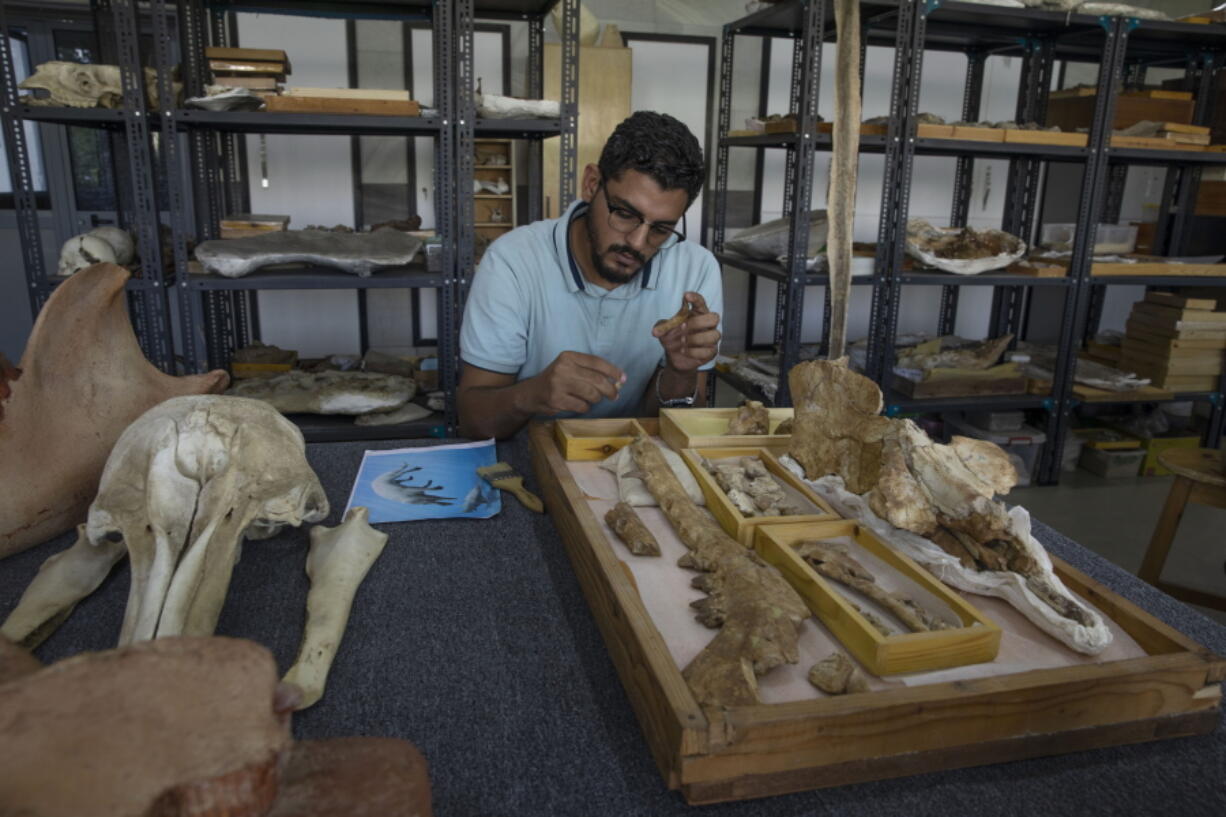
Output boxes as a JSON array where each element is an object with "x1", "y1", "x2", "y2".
[{"x1": 2, "y1": 432, "x2": 1224, "y2": 817}]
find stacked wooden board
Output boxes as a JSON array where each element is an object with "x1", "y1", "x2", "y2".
[
  {"x1": 206, "y1": 46, "x2": 289, "y2": 94},
  {"x1": 1119, "y1": 292, "x2": 1226, "y2": 392}
]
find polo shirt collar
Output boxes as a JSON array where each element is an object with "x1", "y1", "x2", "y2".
[{"x1": 556, "y1": 199, "x2": 659, "y2": 295}]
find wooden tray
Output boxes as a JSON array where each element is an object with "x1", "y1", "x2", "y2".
[
  {"x1": 677, "y1": 447, "x2": 838, "y2": 546},
  {"x1": 554, "y1": 418, "x2": 647, "y2": 461},
  {"x1": 755, "y1": 520, "x2": 1000, "y2": 675},
  {"x1": 529, "y1": 420, "x2": 1223, "y2": 804},
  {"x1": 951, "y1": 125, "x2": 1004, "y2": 142},
  {"x1": 660, "y1": 407, "x2": 793, "y2": 450}
]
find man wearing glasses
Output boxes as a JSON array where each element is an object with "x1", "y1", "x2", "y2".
[{"x1": 458, "y1": 111, "x2": 722, "y2": 439}]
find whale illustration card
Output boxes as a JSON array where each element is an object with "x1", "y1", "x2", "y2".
[{"x1": 344, "y1": 439, "x2": 501, "y2": 523}]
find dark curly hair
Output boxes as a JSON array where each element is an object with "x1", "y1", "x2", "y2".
[{"x1": 597, "y1": 111, "x2": 705, "y2": 204}]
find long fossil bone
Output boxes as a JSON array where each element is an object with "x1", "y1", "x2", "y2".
[
  {"x1": 283, "y1": 507, "x2": 389, "y2": 710},
  {"x1": 0, "y1": 264, "x2": 229, "y2": 560},
  {"x1": 0, "y1": 525, "x2": 127, "y2": 649},
  {"x1": 85, "y1": 395, "x2": 329, "y2": 645},
  {"x1": 826, "y1": 0, "x2": 861, "y2": 359},
  {"x1": 628, "y1": 438, "x2": 808, "y2": 708}
]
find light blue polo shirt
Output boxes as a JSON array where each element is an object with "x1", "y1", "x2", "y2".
[{"x1": 460, "y1": 199, "x2": 723, "y2": 418}]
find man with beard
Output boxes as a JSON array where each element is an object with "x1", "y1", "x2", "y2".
[{"x1": 458, "y1": 111, "x2": 722, "y2": 439}]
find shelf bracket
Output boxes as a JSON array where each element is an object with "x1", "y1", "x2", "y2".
[
  {"x1": 1042, "y1": 397, "x2": 1056, "y2": 412},
  {"x1": 1098, "y1": 15, "x2": 1141, "y2": 34},
  {"x1": 885, "y1": 404, "x2": 903, "y2": 418},
  {"x1": 922, "y1": 0, "x2": 943, "y2": 18}
]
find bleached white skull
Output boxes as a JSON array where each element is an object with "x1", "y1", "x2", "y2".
[
  {"x1": 58, "y1": 234, "x2": 117, "y2": 277},
  {"x1": 87, "y1": 226, "x2": 135, "y2": 265},
  {"x1": 19, "y1": 61, "x2": 172, "y2": 110},
  {"x1": 86, "y1": 394, "x2": 329, "y2": 644}
]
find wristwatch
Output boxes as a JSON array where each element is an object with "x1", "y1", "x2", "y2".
[{"x1": 656, "y1": 369, "x2": 698, "y2": 408}]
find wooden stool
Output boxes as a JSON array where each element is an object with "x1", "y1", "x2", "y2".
[{"x1": 1139, "y1": 448, "x2": 1226, "y2": 611}]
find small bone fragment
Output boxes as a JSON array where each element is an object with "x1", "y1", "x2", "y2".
[
  {"x1": 725, "y1": 487, "x2": 759, "y2": 516},
  {"x1": 653, "y1": 299, "x2": 692, "y2": 334},
  {"x1": 795, "y1": 541, "x2": 950, "y2": 632},
  {"x1": 0, "y1": 524, "x2": 127, "y2": 649},
  {"x1": 852, "y1": 603, "x2": 893, "y2": 637},
  {"x1": 808, "y1": 652, "x2": 868, "y2": 695},
  {"x1": 629, "y1": 438, "x2": 808, "y2": 708},
  {"x1": 727, "y1": 400, "x2": 769, "y2": 435},
  {"x1": 283, "y1": 507, "x2": 389, "y2": 710},
  {"x1": 774, "y1": 417, "x2": 794, "y2": 436},
  {"x1": 604, "y1": 502, "x2": 660, "y2": 557}
]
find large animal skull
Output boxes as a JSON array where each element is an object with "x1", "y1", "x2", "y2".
[
  {"x1": 86, "y1": 395, "x2": 328, "y2": 644},
  {"x1": 19, "y1": 61, "x2": 171, "y2": 110},
  {"x1": 58, "y1": 227, "x2": 135, "y2": 277}
]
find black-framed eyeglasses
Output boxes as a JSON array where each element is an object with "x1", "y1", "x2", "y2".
[{"x1": 597, "y1": 181, "x2": 687, "y2": 249}]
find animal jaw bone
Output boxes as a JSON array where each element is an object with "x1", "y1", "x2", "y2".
[
  {"x1": 86, "y1": 395, "x2": 328, "y2": 645},
  {"x1": 19, "y1": 61, "x2": 174, "y2": 110},
  {"x1": 785, "y1": 358, "x2": 1111, "y2": 653},
  {"x1": 628, "y1": 438, "x2": 809, "y2": 708},
  {"x1": 0, "y1": 525, "x2": 127, "y2": 649},
  {"x1": 794, "y1": 541, "x2": 949, "y2": 632},
  {"x1": 283, "y1": 507, "x2": 388, "y2": 710},
  {"x1": 0, "y1": 264, "x2": 229, "y2": 560}
]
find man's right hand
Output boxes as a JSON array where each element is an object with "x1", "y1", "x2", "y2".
[{"x1": 518, "y1": 351, "x2": 626, "y2": 416}]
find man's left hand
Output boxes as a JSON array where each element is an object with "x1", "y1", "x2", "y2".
[{"x1": 652, "y1": 291, "x2": 720, "y2": 374}]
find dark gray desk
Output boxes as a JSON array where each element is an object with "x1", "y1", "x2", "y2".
[{"x1": 3, "y1": 434, "x2": 1224, "y2": 817}]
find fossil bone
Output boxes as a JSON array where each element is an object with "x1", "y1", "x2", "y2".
[
  {"x1": 283, "y1": 507, "x2": 388, "y2": 710},
  {"x1": 808, "y1": 651, "x2": 868, "y2": 695},
  {"x1": 604, "y1": 501, "x2": 660, "y2": 557},
  {"x1": 1, "y1": 525, "x2": 127, "y2": 649},
  {"x1": 194, "y1": 228, "x2": 424, "y2": 278},
  {"x1": 85, "y1": 395, "x2": 329, "y2": 645},
  {"x1": 229, "y1": 369, "x2": 416, "y2": 415},
  {"x1": 628, "y1": 438, "x2": 808, "y2": 708},
  {"x1": 785, "y1": 358, "x2": 1111, "y2": 653},
  {"x1": 706, "y1": 456, "x2": 802, "y2": 517},
  {"x1": 826, "y1": 0, "x2": 861, "y2": 359},
  {"x1": 795, "y1": 541, "x2": 949, "y2": 632},
  {"x1": 726, "y1": 400, "x2": 769, "y2": 435},
  {"x1": 895, "y1": 335, "x2": 1014, "y2": 372},
  {"x1": 0, "y1": 264, "x2": 228, "y2": 560},
  {"x1": 19, "y1": 61, "x2": 174, "y2": 110},
  {"x1": 653, "y1": 299, "x2": 692, "y2": 334}
]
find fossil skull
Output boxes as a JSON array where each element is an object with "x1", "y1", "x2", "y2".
[
  {"x1": 19, "y1": 61, "x2": 173, "y2": 110},
  {"x1": 86, "y1": 394, "x2": 329, "y2": 645},
  {"x1": 58, "y1": 227, "x2": 135, "y2": 277}
]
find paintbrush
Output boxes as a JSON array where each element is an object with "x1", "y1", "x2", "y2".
[{"x1": 476, "y1": 462, "x2": 544, "y2": 513}]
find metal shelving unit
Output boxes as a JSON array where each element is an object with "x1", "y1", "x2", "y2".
[
  {"x1": 1, "y1": 0, "x2": 178, "y2": 373},
  {"x1": 709, "y1": 0, "x2": 1226, "y2": 485}
]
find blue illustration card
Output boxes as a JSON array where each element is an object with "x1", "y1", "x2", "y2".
[{"x1": 343, "y1": 439, "x2": 502, "y2": 523}]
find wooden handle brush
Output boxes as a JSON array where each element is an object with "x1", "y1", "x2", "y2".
[{"x1": 476, "y1": 462, "x2": 544, "y2": 513}]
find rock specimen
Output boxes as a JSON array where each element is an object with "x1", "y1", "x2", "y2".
[
  {"x1": 629, "y1": 438, "x2": 809, "y2": 707},
  {"x1": 604, "y1": 501, "x2": 660, "y2": 557},
  {"x1": 786, "y1": 359, "x2": 1111, "y2": 654},
  {"x1": 895, "y1": 335, "x2": 1013, "y2": 372},
  {"x1": 703, "y1": 456, "x2": 802, "y2": 517},
  {"x1": 0, "y1": 637, "x2": 291, "y2": 817},
  {"x1": 0, "y1": 264, "x2": 228, "y2": 560},
  {"x1": 194, "y1": 228, "x2": 424, "y2": 278},
  {"x1": 808, "y1": 652, "x2": 868, "y2": 695},
  {"x1": 726, "y1": 399, "x2": 769, "y2": 435},
  {"x1": 354, "y1": 401, "x2": 433, "y2": 426},
  {"x1": 283, "y1": 508, "x2": 388, "y2": 710},
  {"x1": 905, "y1": 220, "x2": 1026, "y2": 275},
  {"x1": 795, "y1": 541, "x2": 949, "y2": 632},
  {"x1": 229, "y1": 369, "x2": 416, "y2": 415}
]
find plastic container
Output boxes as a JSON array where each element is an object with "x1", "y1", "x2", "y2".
[
  {"x1": 945, "y1": 414, "x2": 1047, "y2": 487},
  {"x1": 1060, "y1": 433, "x2": 1084, "y2": 473},
  {"x1": 964, "y1": 410, "x2": 1025, "y2": 432},
  {"x1": 1079, "y1": 446, "x2": 1144, "y2": 478},
  {"x1": 1039, "y1": 223, "x2": 1138, "y2": 255}
]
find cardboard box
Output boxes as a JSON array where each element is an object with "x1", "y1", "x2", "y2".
[
  {"x1": 1079, "y1": 446, "x2": 1145, "y2": 477},
  {"x1": 1140, "y1": 435, "x2": 1202, "y2": 476}
]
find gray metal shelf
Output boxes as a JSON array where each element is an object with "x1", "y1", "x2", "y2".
[
  {"x1": 175, "y1": 109, "x2": 441, "y2": 136},
  {"x1": 16, "y1": 105, "x2": 127, "y2": 126},
  {"x1": 186, "y1": 265, "x2": 446, "y2": 291},
  {"x1": 1090, "y1": 275, "x2": 1226, "y2": 287},
  {"x1": 474, "y1": 117, "x2": 563, "y2": 137},
  {"x1": 884, "y1": 389, "x2": 1053, "y2": 416}
]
